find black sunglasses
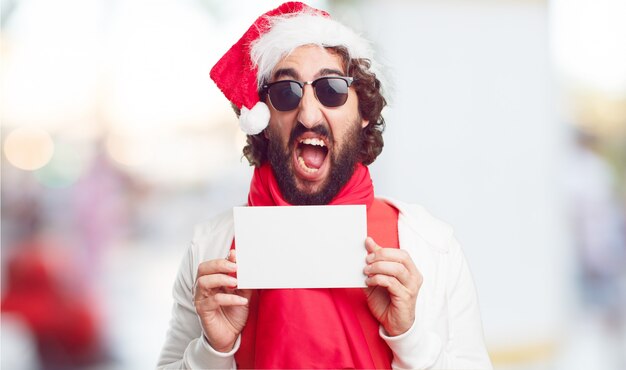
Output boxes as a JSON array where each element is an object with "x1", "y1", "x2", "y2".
[{"x1": 261, "y1": 76, "x2": 355, "y2": 112}]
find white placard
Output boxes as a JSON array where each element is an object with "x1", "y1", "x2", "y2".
[{"x1": 233, "y1": 205, "x2": 367, "y2": 289}]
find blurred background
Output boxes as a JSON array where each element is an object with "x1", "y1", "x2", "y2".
[{"x1": 1, "y1": 0, "x2": 624, "y2": 369}]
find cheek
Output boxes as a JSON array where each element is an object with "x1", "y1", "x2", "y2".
[
  {"x1": 267, "y1": 117, "x2": 296, "y2": 148},
  {"x1": 268, "y1": 113, "x2": 295, "y2": 134},
  {"x1": 327, "y1": 110, "x2": 362, "y2": 142}
]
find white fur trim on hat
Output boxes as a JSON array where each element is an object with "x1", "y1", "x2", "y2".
[
  {"x1": 250, "y1": 13, "x2": 375, "y2": 89},
  {"x1": 239, "y1": 102, "x2": 270, "y2": 135}
]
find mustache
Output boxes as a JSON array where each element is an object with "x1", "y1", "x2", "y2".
[{"x1": 288, "y1": 122, "x2": 331, "y2": 145}]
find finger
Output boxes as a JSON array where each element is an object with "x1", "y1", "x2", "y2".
[
  {"x1": 213, "y1": 292, "x2": 248, "y2": 306},
  {"x1": 364, "y1": 260, "x2": 413, "y2": 288},
  {"x1": 224, "y1": 286, "x2": 253, "y2": 299},
  {"x1": 366, "y1": 242, "x2": 407, "y2": 264},
  {"x1": 365, "y1": 274, "x2": 411, "y2": 300},
  {"x1": 197, "y1": 258, "x2": 237, "y2": 277},
  {"x1": 366, "y1": 245, "x2": 419, "y2": 277},
  {"x1": 194, "y1": 273, "x2": 237, "y2": 297}
]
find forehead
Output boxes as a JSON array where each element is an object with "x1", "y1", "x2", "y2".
[{"x1": 272, "y1": 45, "x2": 345, "y2": 79}]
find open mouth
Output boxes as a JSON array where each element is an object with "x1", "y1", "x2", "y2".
[{"x1": 294, "y1": 135, "x2": 330, "y2": 177}]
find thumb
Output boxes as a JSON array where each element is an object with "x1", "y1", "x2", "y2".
[
  {"x1": 226, "y1": 249, "x2": 237, "y2": 279},
  {"x1": 227, "y1": 249, "x2": 237, "y2": 263},
  {"x1": 365, "y1": 236, "x2": 381, "y2": 254}
]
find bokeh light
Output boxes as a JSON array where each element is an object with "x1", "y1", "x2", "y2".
[
  {"x1": 105, "y1": 131, "x2": 153, "y2": 168},
  {"x1": 33, "y1": 139, "x2": 92, "y2": 188},
  {"x1": 3, "y1": 127, "x2": 55, "y2": 171}
]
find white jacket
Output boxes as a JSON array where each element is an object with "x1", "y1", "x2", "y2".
[{"x1": 157, "y1": 198, "x2": 492, "y2": 369}]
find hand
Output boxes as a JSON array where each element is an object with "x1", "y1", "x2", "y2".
[
  {"x1": 193, "y1": 249, "x2": 252, "y2": 352},
  {"x1": 363, "y1": 237, "x2": 422, "y2": 336}
]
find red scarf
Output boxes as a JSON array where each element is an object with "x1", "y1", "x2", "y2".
[
  {"x1": 234, "y1": 163, "x2": 399, "y2": 369},
  {"x1": 247, "y1": 162, "x2": 375, "y2": 207}
]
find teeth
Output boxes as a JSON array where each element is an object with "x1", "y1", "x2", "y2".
[
  {"x1": 300, "y1": 138, "x2": 326, "y2": 147},
  {"x1": 296, "y1": 137, "x2": 325, "y2": 174},
  {"x1": 298, "y1": 156, "x2": 319, "y2": 173}
]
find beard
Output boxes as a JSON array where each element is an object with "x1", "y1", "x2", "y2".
[{"x1": 266, "y1": 120, "x2": 363, "y2": 205}]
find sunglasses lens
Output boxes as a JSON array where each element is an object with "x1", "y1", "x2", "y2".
[
  {"x1": 266, "y1": 78, "x2": 351, "y2": 111},
  {"x1": 268, "y1": 81, "x2": 302, "y2": 111},
  {"x1": 315, "y1": 78, "x2": 349, "y2": 107}
]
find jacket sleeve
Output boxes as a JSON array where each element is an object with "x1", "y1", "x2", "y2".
[
  {"x1": 156, "y1": 243, "x2": 239, "y2": 370},
  {"x1": 381, "y1": 235, "x2": 492, "y2": 370}
]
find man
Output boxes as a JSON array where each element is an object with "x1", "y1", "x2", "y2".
[{"x1": 158, "y1": 2, "x2": 492, "y2": 369}]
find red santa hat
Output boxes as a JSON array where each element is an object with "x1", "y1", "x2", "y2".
[{"x1": 210, "y1": 1, "x2": 376, "y2": 135}]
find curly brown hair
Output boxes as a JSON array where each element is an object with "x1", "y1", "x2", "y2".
[{"x1": 241, "y1": 46, "x2": 386, "y2": 167}]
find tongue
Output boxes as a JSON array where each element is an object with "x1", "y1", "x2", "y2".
[{"x1": 300, "y1": 145, "x2": 326, "y2": 169}]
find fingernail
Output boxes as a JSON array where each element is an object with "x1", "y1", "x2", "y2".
[{"x1": 366, "y1": 253, "x2": 375, "y2": 263}]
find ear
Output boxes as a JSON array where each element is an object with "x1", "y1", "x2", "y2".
[{"x1": 361, "y1": 119, "x2": 369, "y2": 129}]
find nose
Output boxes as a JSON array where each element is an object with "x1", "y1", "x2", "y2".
[{"x1": 296, "y1": 84, "x2": 323, "y2": 129}]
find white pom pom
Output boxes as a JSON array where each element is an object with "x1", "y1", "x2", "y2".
[{"x1": 239, "y1": 102, "x2": 270, "y2": 135}]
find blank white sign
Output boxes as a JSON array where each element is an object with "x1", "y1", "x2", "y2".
[{"x1": 233, "y1": 205, "x2": 367, "y2": 289}]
